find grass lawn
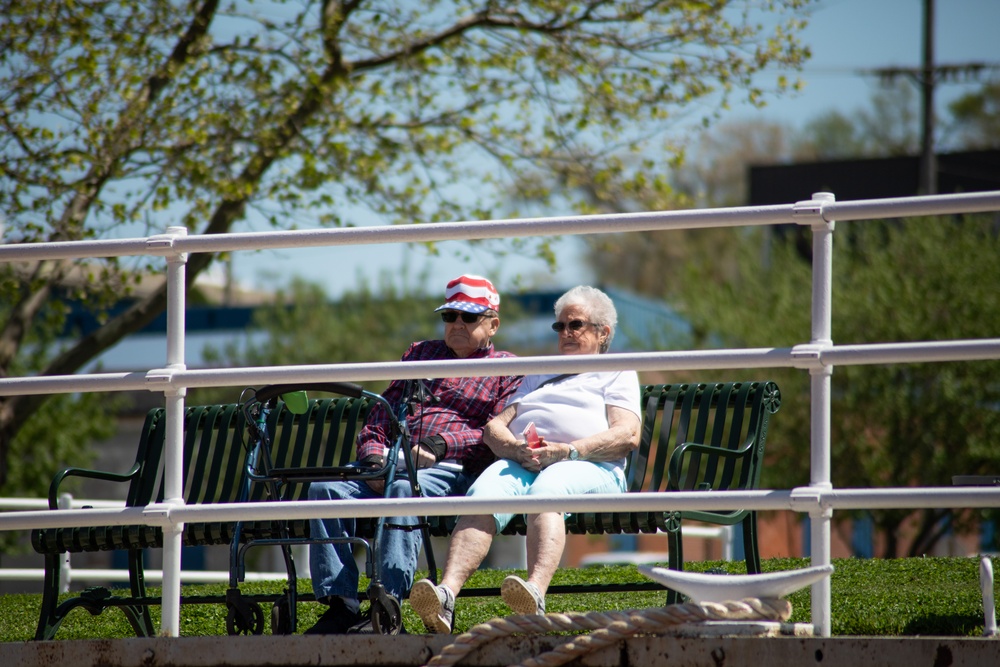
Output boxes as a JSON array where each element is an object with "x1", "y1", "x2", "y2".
[{"x1": 1, "y1": 556, "x2": 996, "y2": 641}]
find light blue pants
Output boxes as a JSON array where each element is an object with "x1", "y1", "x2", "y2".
[
  {"x1": 308, "y1": 466, "x2": 471, "y2": 606},
  {"x1": 466, "y1": 459, "x2": 626, "y2": 534}
]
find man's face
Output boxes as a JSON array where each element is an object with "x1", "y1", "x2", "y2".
[{"x1": 441, "y1": 310, "x2": 500, "y2": 357}]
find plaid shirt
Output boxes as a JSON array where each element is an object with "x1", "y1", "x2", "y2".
[{"x1": 356, "y1": 340, "x2": 521, "y2": 476}]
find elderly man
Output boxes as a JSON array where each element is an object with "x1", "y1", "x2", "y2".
[{"x1": 305, "y1": 275, "x2": 521, "y2": 634}]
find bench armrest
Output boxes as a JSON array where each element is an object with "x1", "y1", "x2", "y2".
[
  {"x1": 667, "y1": 437, "x2": 755, "y2": 492},
  {"x1": 47, "y1": 463, "x2": 142, "y2": 509}
]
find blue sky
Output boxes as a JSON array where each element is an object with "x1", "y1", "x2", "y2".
[
  {"x1": 219, "y1": 0, "x2": 1000, "y2": 302},
  {"x1": 732, "y1": 0, "x2": 1000, "y2": 130}
]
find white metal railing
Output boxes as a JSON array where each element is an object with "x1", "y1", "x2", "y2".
[
  {"x1": 2, "y1": 505, "x2": 733, "y2": 588},
  {"x1": 0, "y1": 496, "x2": 293, "y2": 590},
  {"x1": 0, "y1": 496, "x2": 732, "y2": 588},
  {"x1": 1, "y1": 190, "x2": 999, "y2": 639}
]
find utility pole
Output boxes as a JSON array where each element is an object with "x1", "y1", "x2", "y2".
[
  {"x1": 919, "y1": 0, "x2": 935, "y2": 194},
  {"x1": 861, "y1": 0, "x2": 989, "y2": 195}
]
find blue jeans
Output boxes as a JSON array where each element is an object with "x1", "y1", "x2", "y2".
[
  {"x1": 308, "y1": 465, "x2": 471, "y2": 605},
  {"x1": 467, "y1": 459, "x2": 626, "y2": 534}
]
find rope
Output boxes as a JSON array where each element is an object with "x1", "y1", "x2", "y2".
[{"x1": 423, "y1": 597, "x2": 792, "y2": 667}]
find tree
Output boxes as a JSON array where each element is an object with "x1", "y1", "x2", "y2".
[
  {"x1": 580, "y1": 79, "x2": 1000, "y2": 555},
  {"x1": 945, "y1": 81, "x2": 1000, "y2": 150},
  {"x1": 0, "y1": 0, "x2": 813, "y2": 486},
  {"x1": 196, "y1": 275, "x2": 442, "y2": 403},
  {"x1": 593, "y1": 213, "x2": 1000, "y2": 557},
  {"x1": 793, "y1": 80, "x2": 921, "y2": 160}
]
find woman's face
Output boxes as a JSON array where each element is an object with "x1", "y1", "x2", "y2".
[{"x1": 553, "y1": 304, "x2": 609, "y2": 355}]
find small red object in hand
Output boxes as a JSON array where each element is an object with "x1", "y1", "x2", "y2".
[{"x1": 523, "y1": 422, "x2": 541, "y2": 448}]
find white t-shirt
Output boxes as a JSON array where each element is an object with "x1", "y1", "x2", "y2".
[{"x1": 506, "y1": 371, "x2": 641, "y2": 473}]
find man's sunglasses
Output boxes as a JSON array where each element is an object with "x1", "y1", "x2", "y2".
[
  {"x1": 551, "y1": 320, "x2": 600, "y2": 333},
  {"x1": 441, "y1": 311, "x2": 485, "y2": 324}
]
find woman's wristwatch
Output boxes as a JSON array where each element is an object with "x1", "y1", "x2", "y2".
[{"x1": 567, "y1": 444, "x2": 580, "y2": 461}]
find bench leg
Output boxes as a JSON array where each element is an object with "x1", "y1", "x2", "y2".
[
  {"x1": 742, "y1": 511, "x2": 762, "y2": 575},
  {"x1": 126, "y1": 549, "x2": 157, "y2": 637},
  {"x1": 34, "y1": 553, "x2": 64, "y2": 640},
  {"x1": 34, "y1": 550, "x2": 155, "y2": 640},
  {"x1": 666, "y1": 519, "x2": 684, "y2": 605}
]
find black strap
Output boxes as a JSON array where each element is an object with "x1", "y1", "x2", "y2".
[{"x1": 538, "y1": 373, "x2": 578, "y2": 389}]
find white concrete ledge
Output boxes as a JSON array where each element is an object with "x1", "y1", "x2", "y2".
[{"x1": 3, "y1": 635, "x2": 998, "y2": 667}]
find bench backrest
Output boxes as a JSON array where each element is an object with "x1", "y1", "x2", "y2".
[
  {"x1": 631, "y1": 381, "x2": 780, "y2": 491},
  {"x1": 628, "y1": 380, "x2": 780, "y2": 527},
  {"x1": 133, "y1": 396, "x2": 375, "y2": 508}
]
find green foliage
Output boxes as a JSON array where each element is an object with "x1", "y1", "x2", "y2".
[
  {"x1": 0, "y1": 0, "x2": 815, "y2": 482},
  {"x1": 795, "y1": 80, "x2": 921, "y2": 159},
  {"x1": 676, "y1": 215, "x2": 1000, "y2": 556},
  {"x1": 193, "y1": 276, "x2": 441, "y2": 403},
  {"x1": 588, "y1": 214, "x2": 1000, "y2": 556},
  {"x1": 583, "y1": 78, "x2": 1000, "y2": 556},
  {"x1": 0, "y1": 391, "x2": 119, "y2": 498},
  {"x1": 0, "y1": 557, "x2": 994, "y2": 639},
  {"x1": 0, "y1": 294, "x2": 122, "y2": 537},
  {"x1": 1, "y1": 0, "x2": 812, "y2": 241},
  {"x1": 946, "y1": 82, "x2": 1000, "y2": 150},
  {"x1": 0, "y1": 391, "x2": 120, "y2": 552}
]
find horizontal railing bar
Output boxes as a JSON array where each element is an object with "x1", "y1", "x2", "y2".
[
  {"x1": 822, "y1": 340, "x2": 1000, "y2": 365},
  {"x1": 1, "y1": 339, "x2": 998, "y2": 397},
  {"x1": 0, "y1": 568, "x2": 287, "y2": 584},
  {"x1": 0, "y1": 373, "x2": 148, "y2": 397},
  {"x1": 0, "y1": 498, "x2": 124, "y2": 510},
  {"x1": 0, "y1": 206, "x2": 795, "y2": 262},
  {"x1": 2, "y1": 191, "x2": 997, "y2": 264},
  {"x1": 3, "y1": 488, "x2": 999, "y2": 533},
  {"x1": 822, "y1": 191, "x2": 1000, "y2": 222}
]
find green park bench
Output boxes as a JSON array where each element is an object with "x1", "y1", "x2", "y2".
[{"x1": 30, "y1": 380, "x2": 780, "y2": 639}]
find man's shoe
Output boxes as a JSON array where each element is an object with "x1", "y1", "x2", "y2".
[
  {"x1": 409, "y1": 579, "x2": 454, "y2": 634},
  {"x1": 501, "y1": 575, "x2": 546, "y2": 615},
  {"x1": 303, "y1": 598, "x2": 361, "y2": 635}
]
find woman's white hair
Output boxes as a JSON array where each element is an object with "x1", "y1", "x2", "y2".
[{"x1": 554, "y1": 285, "x2": 618, "y2": 353}]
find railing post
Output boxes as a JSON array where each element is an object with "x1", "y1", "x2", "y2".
[
  {"x1": 982, "y1": 556, "x2": 997, "y2": 637},
  {"x1": 58, "y1": 492, "x2": 72, "y2": 593},
  {"x1": 156, "y1": 226, "x2": 188, "y2": 637},
  {"x1": 808, "y1": 192, "x2": 835, "y2": 637},
  {"x1": 793, "y1": 191, "x2": 836, "y2": 637}
]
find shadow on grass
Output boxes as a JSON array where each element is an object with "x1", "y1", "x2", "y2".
[{"x1": 904, "y1": 613, "x2": 985, "y2": 637}]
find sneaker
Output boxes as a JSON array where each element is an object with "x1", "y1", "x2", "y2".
[
  {"x1": 303, "y1": 597, "x2": 361, "y2": 635},
  {"x1": 409, "y1": 579, "x2": 454, "y2": 634},
  {"x1": 501, "y1": 575, "x2": 546, "y2": 615}
]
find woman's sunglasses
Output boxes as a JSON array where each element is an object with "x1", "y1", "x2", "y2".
[
  {"x1": 441, "y1": 311, "x2": 485, "y2": 324},
  {"x1": 551, "y1": 320, "x2": 599, "y2": 333}
]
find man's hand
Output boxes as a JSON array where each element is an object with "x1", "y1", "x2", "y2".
[
  {"x1": 410, "y1": 443, "x2": 437, "y2": 470},
  {"x1": 361, "y1": 453, "x2": 387, "y2": 494}
]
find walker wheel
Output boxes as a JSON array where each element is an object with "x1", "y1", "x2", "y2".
[
  {"x1": 271, "y1": 594, "x2": 293, "y2": 635},
  {"x1": 370, "y1": 595, "x2": 402, "y2": 635},
  {"x1": 226, "y1": 600, "x2": 265, "y2": 635}
]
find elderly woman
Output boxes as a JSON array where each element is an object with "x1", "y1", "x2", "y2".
[{"x1": 410, "y1": 285, "x2": 642, "y2": 633}]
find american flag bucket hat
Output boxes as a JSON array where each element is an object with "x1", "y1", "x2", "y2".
[{"x1": 434, "y1": 274, "x2": 501, "y2": 314}]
